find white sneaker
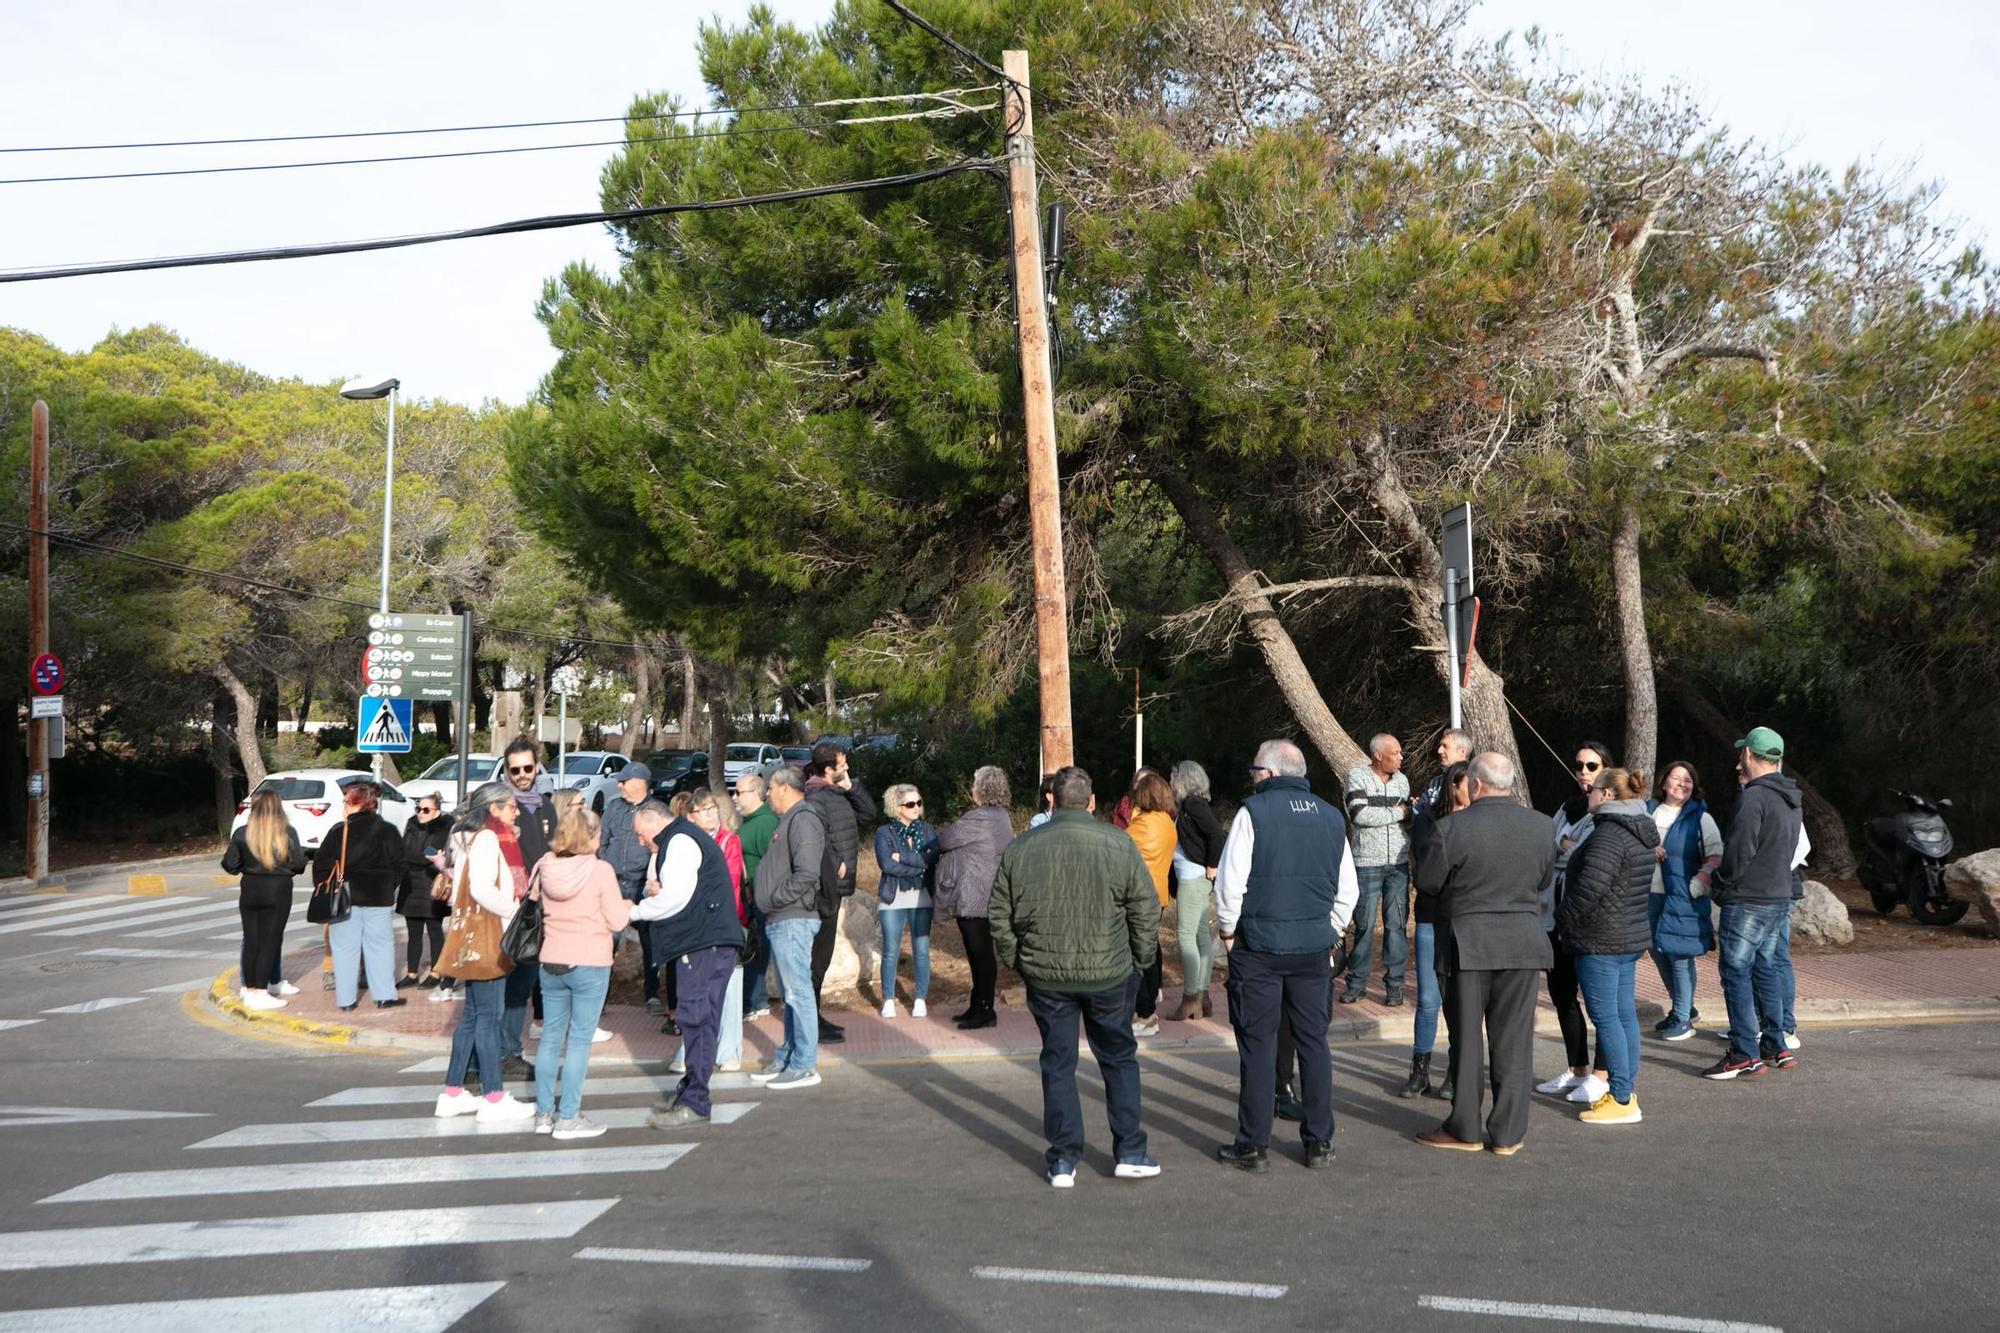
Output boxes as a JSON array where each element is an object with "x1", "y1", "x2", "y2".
[
  {"x1": 434, "y1": 1090, "x2": 479, "y2": 1119},
  {"x1": 241, "y1": 989, "x2": 287, "y2": 1012},
  {"x1": 1132, "y1": 1015, "x2": 1160, "y2": 1037},
  {"x1": 1566, "y1": 1074, "x2": 1610, "y2": 1104},
  {"x1": 475, "y1": 1092, "x2": 537, "y2": 1123},
  {"x1": 591, "y1": 1027, "x2": 612, "y2": 1044},
  {"x1": 912, "y1": 999, "x2": 927, "y2": 1018},
  {"x1": 271, "y1": 980, "x2": 300, "y2": 997},
  {"x1": 881, "y1": 1000, "x2": 897, "y2": 1019},
  {"x1": 669, "y1": 1057, "x2": 687, "y2": 1074},
  {"x1": 719, "y1": 1058, "x2": 742, "y2": 1072},
  {"x1": 1783, "y1": 1030, "x2": 1801, "y2": 1051},
  {"x1": 528, "y1": 1021, "x2": 544, "y2": 1039},
  {"x1": 428, "y1": 986, "x2": 455, "y2": 1003},
  {"x1": 534, "y1": 1112, "x2": 555, "y2": 1135},
  {"x1": 750, "y1": 1065, "x2": 789, "y2": 1084},
  {"x1": 1535, "y1": 1071, "x2": 1584, "y2": 1096}
]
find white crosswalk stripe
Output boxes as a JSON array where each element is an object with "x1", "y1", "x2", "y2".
[
  {"x1": 39, "y1": 998, "x2": 146, "y2": 1015},
  {"x1": 81, "y1": 947, "x2": 231, "y2": 960},
  {"x1": 0, "y1": 1282, "x2": 506, "y2": 1332},
  {"x1": 0, "y1": 895, "x2": 87, "y2": 918},
  {"x1": 126, "y1": 904, "x2": 256, "y2": 938},
  {"x1": 309, "y1": 1070, "x2": 757, "y2": 1106},
  {"x1": 189, "y1": 1100, "x2": 760, "y2": 1149},
  {"x1": 0, "y1": 898, "x2": 186, "y2": 936},
  {"x1": 0, "y1": 1021, "x2": 44, "y2": 1033},
  {"x1": 144, "y1": 976, "x2": 224, "y2": 993},
  {"x1": 0, "y1": 1198, "x2": 619, "y2": 1271},
  {"x1": 40, "y1": 899, "x2": 240, "y2": 938}
]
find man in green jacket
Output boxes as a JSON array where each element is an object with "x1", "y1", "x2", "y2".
[
  {"x1": 733, "y1": 773, "x2": 781, "y2": 1021},
  {"x1": 990, "y1": 765, "x2": 1162, "y2": 1188}
]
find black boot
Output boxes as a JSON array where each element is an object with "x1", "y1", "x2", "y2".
[
  {"x1": 1274, "y1": 1081, "x2": 1306, "y2": 1122},
  {"x1": 1397, "y1": 1052, "x2": 1432, "y2": 1099},
  {"x1": 1425, "y1": 1054, "x2": 1453, "y2": 1101}
]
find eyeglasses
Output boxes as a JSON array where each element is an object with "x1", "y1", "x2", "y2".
[
  {"x1": 1249, "y1": 766, "x2": 1272, "y2": 778},
  {"x1": 1573, "y1": 760, "x2": 1601, "y2": 773},
  {"x1": 900, "y1": 799, "x2": 923, "y2": 809},
  {"x1": 506, "y1": 763, "x2": 536, "y2": 775}
]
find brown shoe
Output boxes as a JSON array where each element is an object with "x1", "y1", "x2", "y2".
[
  {"x1": 1414, "y1": 1128, "x2": 1482, "y2": 1152},
  {"x1": 1201, "y1": 991, "x2": 1213, "y2": 1018},
  {"x1": 1174, "y1": 994, "x2": 1202, "y2": 1021},
  {"x1": 1487, "y1": 1141, "x2": 1524, "y2": 1157}
]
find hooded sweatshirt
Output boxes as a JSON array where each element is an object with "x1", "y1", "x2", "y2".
[
  {"x1": 534, "y1": 852, "x2": 633, "y2": 968},
  {"x1": 1713, "y1": 772, "x2": 1804, "y2": 906}
]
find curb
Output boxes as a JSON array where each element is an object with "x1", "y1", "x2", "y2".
[{"x1": 201, "y1": 967, "x2": 371, "y2": 1048}]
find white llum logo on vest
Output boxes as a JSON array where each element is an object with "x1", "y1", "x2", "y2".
[{"x1": 1290, "y1": 799, "x2": 1318, "y2": 813}]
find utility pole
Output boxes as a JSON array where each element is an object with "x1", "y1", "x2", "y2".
[
  {"x1": 26, "y1": 402, "x2": 50, "y2": 881},
  {"x1": 1002, "y1": 49, "x2": 1074, "y2": 770}
]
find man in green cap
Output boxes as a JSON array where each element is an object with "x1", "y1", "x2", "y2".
[{"x1": 1701, "y1": 726, "x2": 1804, "y2": 1081}]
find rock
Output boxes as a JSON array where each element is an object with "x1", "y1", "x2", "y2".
[
  {"x1": 1944, "y1": 849, "x2": 2000, "y2": 939},
  {"x1": 1791, "y1": 881, "x2": 1854, "y2": 946}
]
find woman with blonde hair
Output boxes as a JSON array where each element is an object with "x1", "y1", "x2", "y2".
[
  {"x1": 1125, "y1": 768, "x2": 1176, "y2": 1036},
  {"x1": 935, "y1": 765, "x2": 1015, "y2": 1029},
  {"x1": 222, "y1": 791, "x2": 307, "y2": 1011},
  {"x1": 874, "y1": 781, "x2": 938, "y2": 1018},
  {"x1": 530, "y1": 804, "x2": 633, "y2": 1138},
  {"x1": 1169, "y1": 761, "x2": 1225, "y2": 1020}
]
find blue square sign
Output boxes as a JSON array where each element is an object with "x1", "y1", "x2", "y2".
[{"x1": 357, "y1": 696, "x2": 414, "y2": 753}]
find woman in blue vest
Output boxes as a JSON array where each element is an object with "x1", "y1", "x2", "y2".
[{"x1": 1648, "y1": 761, "x2": 1721, "y2": 1041}]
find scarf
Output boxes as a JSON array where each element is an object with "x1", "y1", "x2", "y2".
[
  {"x1": 487, "y1": 815, "x2": 530, "y2": 900},
  {"x1": 514, "y1": 787, "x2": 544, "y2": 816},
  {"x1": 891, "y1": 818, "x2": 931, "y2": 862}
]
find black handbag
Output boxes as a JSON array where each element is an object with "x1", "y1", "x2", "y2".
[
  {"x1": 500, "y1": 873, "x2": 543, "y2": 966},
  {"x1": 307, "y1": 824, "x2": 353, "y2": 925}
]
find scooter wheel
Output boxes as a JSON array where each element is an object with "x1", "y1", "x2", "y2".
[{"x1": 1870, "y1": 890, "x2": 1900, "y2": 917}]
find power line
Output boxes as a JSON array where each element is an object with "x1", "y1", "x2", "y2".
[
  {"x1": 0, "y1": 158, "x2": 1001, "y2": 283},
  {"x1": 0, "y1": 88, "x2": 999, "y2": 154},
  {"x1": 882, "y1": 1, "x2": 1017, "y2": 86},
  {"x1": 0, "y1": 520, "x2": 641, "y2": 650}
]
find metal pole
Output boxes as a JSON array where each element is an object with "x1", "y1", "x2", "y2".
[
  {"x1": 1444, "y1": 568, "x2": 1463, "y2": 732},
  {"x1": 453, "y1": 607, "x2": 474, "y2": 810},
  {"x1": 557, "y1": 692, "x2": 568, "y2": 781},
  {"x1": 1002, "y1": 49, "x2": 1074, "y2": 771},
  {"x1": 25, "y1": 401, "x2": 50, "y2": 882},
  {"x1": 373, "y1": 387, "x2": 397, "y2": 781},
  {"x1": 1132, "y1": 666, "x2": 1142, "y2": 774}
]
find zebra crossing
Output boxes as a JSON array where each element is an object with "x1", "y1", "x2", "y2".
[{"x1": 0, "y1": 1049, "x2": 765, "y2": 1325}]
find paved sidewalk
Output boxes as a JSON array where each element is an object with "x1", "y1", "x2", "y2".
[{"x1": 205, "y1": 937, "x2": 2000, "y2": 1062}]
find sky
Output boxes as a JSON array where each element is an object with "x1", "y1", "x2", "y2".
[{"x1": 2, "y1": 1, "x2": 1992, "y2": 409}]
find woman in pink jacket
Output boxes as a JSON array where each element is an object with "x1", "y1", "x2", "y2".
[{"x1": 530, "y1": 805, "x2": 634, "y2": 1139}]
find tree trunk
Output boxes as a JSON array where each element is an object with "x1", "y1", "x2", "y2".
[
  {"x1": 1611, "y1": 499, "x2": 1659, "y2": 781},
  {"x1": 208, "y1": 691, "x2": 237, "y2": 837},
  {"x1": 473, "y1": 660, "x2": 494, "y2": 734},
  {"x1": 705, "y1": 665, "x2": 732, "y2": 793},
  {"x1": 1154, "y1": 466, "x2": 1368, "y2": 777},
  {"x1": 211, "y1": 661, "x2": 267, "y2": 788},
  {"x1": 1661, "y1": 670, "x2": 1857, "y2": 873},
  {"x1": 620, "y1": 646, "x2": 653, "y2": 757},
  {"x1": 1351, "y1": 430, "x2": 1533, "y2": 805},
  {"x1": 257, "y1": 673, "x2": 281, "y2": 738},
  {"x1": 824, "y1": 663, "x2": 838, "y2": 726},
  {"x1": 296, "y1": 663, "x2": 316, "y2": 730},
  {"x1": 430, "y1": 701, "x2": 453, "y2": 750},
  {"x1": 529, "y1": 660, "x2": 550, "y2": 749},
  {"x1": 681, "y1": 651, "x2": 704, "y2": 749}
]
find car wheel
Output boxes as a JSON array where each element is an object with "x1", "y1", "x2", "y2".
[{"x1": 592, "y1": 791, "x2": 605, "y2": 814}]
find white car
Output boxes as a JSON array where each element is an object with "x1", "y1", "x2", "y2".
[
  {"x1": 722, "y1": 742, "x2": 782, "y2": 789},
  {"x1": 230, "y1": 769, "x2": 415, "y2": 851},
  {"x1": 551, "y1": 750, "x2": 635, "y2": 812}
]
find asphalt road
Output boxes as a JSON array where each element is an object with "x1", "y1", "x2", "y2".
[{"x1": 1, "y1": 874, "x2": 1996, "y2": 1331}]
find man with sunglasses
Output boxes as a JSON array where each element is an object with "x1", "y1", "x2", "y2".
[{"x1": 499, "y1": 736, "x2": 557, "y2": 1079}]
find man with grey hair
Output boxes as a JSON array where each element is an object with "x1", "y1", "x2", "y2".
[
  {"x1": 1342, "y1": 732, "x2": 1411, "y2": 1006},
  {"x1": 1212, "y1": 739, "x2": 1360, "y2": 1171},
  {"x1": 1412, "y1": 729, "x2": 1475, "y2": 824},
  {"x1": 750, "y1": 765, "x2": 826, "y2": 1089},
  {"x1": 1413, "y1": 752, "x2": 1555, "y2": 1155}
]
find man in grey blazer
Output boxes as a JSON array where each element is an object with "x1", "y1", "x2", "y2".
[{"x1": 1412, "y1": 752, "x2": 1556, "y2": 1154}]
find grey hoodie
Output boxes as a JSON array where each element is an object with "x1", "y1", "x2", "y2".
[{"x1": 1713, "y1": 772, "x2": 1804, "y2": 906}]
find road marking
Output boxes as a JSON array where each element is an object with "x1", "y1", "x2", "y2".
[
  {"x1": 0, "y1": 898, "x2": 187, "y2": 936},
  {"x1": 0, "y1": 1198, "x2": 618, "y2": 1271},
  {"x1": 308, "y1": 1071, "x2": 758, "y2": 1106},
  {"x1": 39, "y1": 997, "x2": 147, "y2": 1015},
  {"x1": 41, "y1": 900, "x2": 239, "y2": 937},
  {"x1": 578, "y1": 1246, "x2": 871, "y2": 1273},
  {"x1": 0, "y1": 1105, "x2": 209, "y2": 1129},
  {"x1": 1417, "y1": 1296, "x2": 1783, "y2": 1332},
  {"x1": 81, "y1": 947, "x2": 231, "y2": 960},
  {"x1": 0, "y1": 1281, "x2": 505, "y2": 1332},
  {"x1": 144, "y1": 975, "x2": 224, "y2": 993},
  {"x1": 0, "y1": 1021, "x2": 44, "y2": 1033},
  {"x1": 972, "y1": 1266, "x2": 1287, "y2": 1300},
  {"x1": 127, "y1": 874, "x2": 168, "y2": 896},
  {"x1": 400, "y1": 1056, "x2": 450, "y2": 1073},
  {"x1": 128, "y1": 905, "x2": 257, "y2": 938},
  {"x1": 0, "y1": 896, "x2": 85, "y2": 918},
  {"x1": 44, "y1": 1142, "x2": 694, "y2": 1202},
  {"x1": 189, "y1": 1101, "x2": 759, "y2": 1149}
]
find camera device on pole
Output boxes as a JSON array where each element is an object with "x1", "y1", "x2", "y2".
[{"x1": 1441, "y1": 503, "x2": 1481, "y2": 730}]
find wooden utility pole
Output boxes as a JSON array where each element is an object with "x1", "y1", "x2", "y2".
[
  {"x1": 1002, "y1": 49, "x2": 1074, "y2": 771},
  {"x1": 26, "y1": 401, "x2": 50, "y2": 881}
]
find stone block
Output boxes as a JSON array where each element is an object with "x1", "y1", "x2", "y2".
[{"x1": 1944, "y1": 849, "x2": 2000, "y2": 938}]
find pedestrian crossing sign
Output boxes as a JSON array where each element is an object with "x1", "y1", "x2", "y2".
[{"x1": 357, "y1": 696, "x2": 413, "y2": 753}]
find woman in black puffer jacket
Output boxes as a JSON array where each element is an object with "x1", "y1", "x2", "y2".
[{"x1": 1557, "y1": 767, "x2": 1660, "y2": 1125}]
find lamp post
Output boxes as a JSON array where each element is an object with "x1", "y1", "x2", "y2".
[{"x1": 340, "y1": 375, "x2": 400, "y2": 778}]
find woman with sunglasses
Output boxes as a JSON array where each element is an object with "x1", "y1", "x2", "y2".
[
  {"x1": 873, "y1": 783, "x2": 938, "y2": 1018},
  {"x1": 1536, "y1": 741, "x2": 1614, "y2": 1103},
  {"x1": 397, "y1": 795, "x2": 453, "y2": 987}
]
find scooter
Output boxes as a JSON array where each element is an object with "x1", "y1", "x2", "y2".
[{"x1": 1858, "y1": 790, "x2": 1967, "y2": 927}]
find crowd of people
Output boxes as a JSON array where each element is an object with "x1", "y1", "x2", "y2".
[{"x1": 221, "y1": 722, "x2": 1810, "y2": 1175}]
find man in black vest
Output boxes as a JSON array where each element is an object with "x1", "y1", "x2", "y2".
[
  {"x1": 1213, "y1": 739, "x2": 1360, "y2": 1172},
  {"x1": 641, "y1": 809, "x2": 745, "y2": 1129},
  {"x1": 1414, "y1": 752, "x2": 1555, "y2": 1155}
]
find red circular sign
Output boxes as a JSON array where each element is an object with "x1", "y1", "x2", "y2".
[{"x1": 30, "y1": 653, "x2": 63, "y2": 696}]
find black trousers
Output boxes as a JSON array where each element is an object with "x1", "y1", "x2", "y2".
[
  {"x1": 239, "y1": 881, "x2": 290, "y2": 991},
  {"x1": 1545, "y1": 932, "x2": 1603, "y2": 1070},
  {"x1": 958, "y1": 915, "x2": 997, "y2": 1013},
  {"x1": 810, "y1": 899, "x2": 838, "y2": 1007},
  {"x1": 1442, "y1": 967, "x2": 1539, "y2": 1148},
  {"x1": 1134, "y1": 951, "x2": 1163, "y2": 1020},
  {"x1": 1227, "y1": 946, "x2": 1334, "y2": 1148},
  {"x1": 404, "y1": 916, "x2": 444, "y2": 973}
]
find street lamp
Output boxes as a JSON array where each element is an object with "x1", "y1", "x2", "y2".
[{"x1": 340, "y1": 374, "x2": 399, "y2": 778}]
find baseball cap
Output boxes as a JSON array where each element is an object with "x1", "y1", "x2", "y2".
[
  {"x1": 619, "y1": 763, "x2": 653, "y2": 784},
  {"x1": 1732, "y1": 726, "x2": 1784, "y2": 761}
]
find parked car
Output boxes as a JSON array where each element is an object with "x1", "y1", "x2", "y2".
[
  {"x1": 231, "y1": 769, "x2": 414, "y2": 851},
  {"x1": 550, "y1": 750, "x2": 633, "y2": 812},
  {"x1": 647, "y1": 749, "x2": 711, "y2": 800},
  {"x1": 722, "y1": 742, "x2": 782, "y2": 789},
  {"x1": 748, "y1": 745, "x2": 814, "y2": 785}
]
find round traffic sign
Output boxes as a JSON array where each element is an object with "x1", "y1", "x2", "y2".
[{"x1": 30, "y1": 653, "x2": 63, "y2": 696}]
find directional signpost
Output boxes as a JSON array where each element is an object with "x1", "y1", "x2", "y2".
[{"x1": 362, "y1": 613, "x2": 464, "y2": 702}]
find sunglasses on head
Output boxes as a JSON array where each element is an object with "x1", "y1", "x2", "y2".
[{"x1": 1574, "y1": 760, "x2": 1601, "y2": 773}]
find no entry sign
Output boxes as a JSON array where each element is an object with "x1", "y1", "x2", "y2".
[{"x1": 30, "y1": 653, "x2": 63, "y2": 696}]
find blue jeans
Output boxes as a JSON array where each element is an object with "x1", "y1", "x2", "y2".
[
  {"x1": 1762, "y1": 913, "x2": 1796, "y2": 1033},
  {"x1": 1648, "y1": 895, "x2": 1699, "y2": 1025},
  {"x1": 1413, "y1": 921, "x2": 1443, "y2": 1055},
  {"x1": 1348, "y1": 864, "x2": 1409, "y2": 990},
  {"x1": 1574, "y1": 952, "x2": 1642, "y2": 1101},
  {"x1": 766, "y1": 916, "x2": 820, "y2": 1074},
  {"x1": 1026, "y1": 978, "x2": 1148, "y2": 1170},
  {"x1": 446, "y1": 975, "x2": 506, "y2": 1090},
  {"x1": 534, "y1": 965, "x2": 610, "y2": 1120},
  {"x1": 501, "y1": 960, "x2": 538, "y2": 1058},
  {"x1": 329, "y1": 905, "x2": 397, "y2": 1006},
  {"x1": 1719, "y1": 902, "x2": 1791, "y2": 1060},
  {"x1": 878, "y1": 906, "x2": 933, "y2": 1002}
]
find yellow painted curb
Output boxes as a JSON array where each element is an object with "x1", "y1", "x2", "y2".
[
  {"x1": 201, "y1": 967, "x2": 361, "y2": 1047},
  {"x1": 128, "y1": 873, "x2": 168, "y2": 896},
  {"x1": 31, "y1": 884, "x2": 67, "y2": 895}
]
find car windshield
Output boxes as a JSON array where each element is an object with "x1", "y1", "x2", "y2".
[
  {"x1": 562, "y1": 756, "x2": 603, "y2": 775},
  {"x1": 654, "y1": 753, "x2": 699, "y2": 773},
  {"x1": 256, "y1": 777, "x2": 326, "y2": 801},
  {"x1": 781, "y1": 747, "x2": 812, "y2": 763},
  {"x1": 725, "y1": 744, "x2": 763, "y2": 761},
  {"x1": 421, "y1": 757, "x2": 495, "y2": 782}
]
